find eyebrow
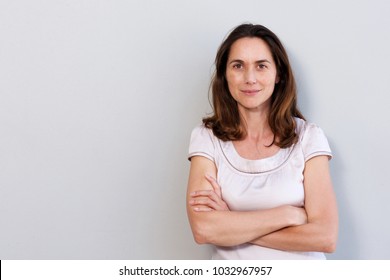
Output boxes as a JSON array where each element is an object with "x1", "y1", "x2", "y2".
[{"x1": 228, "y1": 59, "x2": 272, "y2": 65}]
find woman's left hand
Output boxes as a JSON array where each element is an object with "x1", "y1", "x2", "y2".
[{"x1": 189, "y1": 174, "x2": 230, "y2": 212}]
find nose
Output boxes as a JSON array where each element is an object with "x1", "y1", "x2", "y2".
[{"x1": 244, "y1": 68, "x2": 257, "y2": 84}]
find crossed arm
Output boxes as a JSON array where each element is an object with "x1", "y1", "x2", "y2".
[{"x1": 186, "y1": 155, "x2": 338, "y2": 252}]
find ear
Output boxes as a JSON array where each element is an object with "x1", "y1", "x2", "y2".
[{"x1": 275, "y1": 75, "x2": 280, "y2": 84}]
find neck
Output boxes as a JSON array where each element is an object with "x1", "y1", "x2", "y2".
[{"x1": 239, "y1": 107, "x2": 271, "y2": 141}]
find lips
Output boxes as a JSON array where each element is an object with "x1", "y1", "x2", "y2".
[{"x1": 241, "y1": 89, "x2": 261, "y2": 96}]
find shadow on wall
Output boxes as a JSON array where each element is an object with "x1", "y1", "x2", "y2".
[
  {"x1": 290, "y1": 51, "x2": 358, "y2": 259},
  {"x1": 327, "y1": 139, "x2": 359, "y2": 259}
]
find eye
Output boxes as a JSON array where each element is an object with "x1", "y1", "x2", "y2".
[
  {"x1": 232, "y1": 63, "x2": 243, "y2": 69},
  {"x1": 257, "y1": 63, "x2": 268, "y2": 69}
]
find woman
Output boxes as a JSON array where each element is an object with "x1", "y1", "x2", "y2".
[{"x1": 186, "y1": 23, "x2": 338, "y2": 259}]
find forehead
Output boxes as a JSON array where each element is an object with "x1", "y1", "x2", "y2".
[{"x1": 228, "y1": 37, "x2": 273, "y2": 61}]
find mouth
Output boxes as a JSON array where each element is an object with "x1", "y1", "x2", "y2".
[{"x1": 241, "y1": 89, "x2": 261, "y2": 96}]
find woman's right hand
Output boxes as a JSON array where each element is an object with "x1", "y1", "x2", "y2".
[{"x1": 189, "y1": 174, "x2": 230, "y2": 212}]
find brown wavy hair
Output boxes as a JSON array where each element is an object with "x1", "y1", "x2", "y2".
[{"x1": 203, "y1": 23, "x2": 305, "y2": 148}]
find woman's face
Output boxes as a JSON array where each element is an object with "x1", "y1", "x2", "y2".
[{"x1": 225, "y1": 37, "x2": 279, "y2": 114}]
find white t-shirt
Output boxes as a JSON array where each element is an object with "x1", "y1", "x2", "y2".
[{"x1": 188, "y1": 118, "x2": 332, "y2": 260}]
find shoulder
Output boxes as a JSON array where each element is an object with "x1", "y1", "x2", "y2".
[
  {"x1": 188, "y1": 124, "x2": 217, "y2": 161},
  {"x1": 190, "y1": 124, "x2": 216, "y2": 143},
  {"x1": 295, "y1": 118, "x2": 326, "y2": 140},
  {"x1": 294, "y1": 118, "x2": 332, "y2": 161}
]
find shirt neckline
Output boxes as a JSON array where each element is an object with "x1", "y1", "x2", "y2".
[{"x1": 218, "y1": 138, "x2": 296, "y2": 174}]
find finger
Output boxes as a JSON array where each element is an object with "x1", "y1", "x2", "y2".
[
  {"x1": 190, "y1": 190, "x2": 220, "y2": 202},
  {"x1": 192, "y1": 206, "x2": 213, "y2": 212},
  {"x1": 189, "y1": 198, "x2": 220, "y2": 210},
  {"x1": 205, "y1": 174, "x2": 222, "y2": 197},
  {"x1": 189, "y1": 196, "x2": 229, "y2": 211},
  {"x1": 190, "y1": 190, "x2": 213, "y2": 197},
  {"x1": 191, "y1": 192, "x2": 223, "y2": 209}
]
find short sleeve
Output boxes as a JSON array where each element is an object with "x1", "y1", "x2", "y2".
[
  {"x1": 188, "y1": 125, "x2": 216, "y2": 162},
  {"x1": 301, "y1": 123, "x2": 332, "y2": 162}
]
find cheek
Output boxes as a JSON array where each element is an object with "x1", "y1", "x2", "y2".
[
  {"x1": 226, "y1": 73, "x2": 240, "y2": 91},
  {"x1": 259, "y1": 72, "x2": 278, "y2": 85},
  {"x1": 226, "y1": 72, "x2": 239, "y2": 84},
  {"x1": 226, "y1": 82, "x2": 236, "y2": 98}
]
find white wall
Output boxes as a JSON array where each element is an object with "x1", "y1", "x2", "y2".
[{"x1": 0, "y1": 0, "x2": 389, "y2": 259}]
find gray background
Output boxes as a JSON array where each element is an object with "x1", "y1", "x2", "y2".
[{"x1": 1, "y1": 0, "x2": 389, "y2": 259}]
